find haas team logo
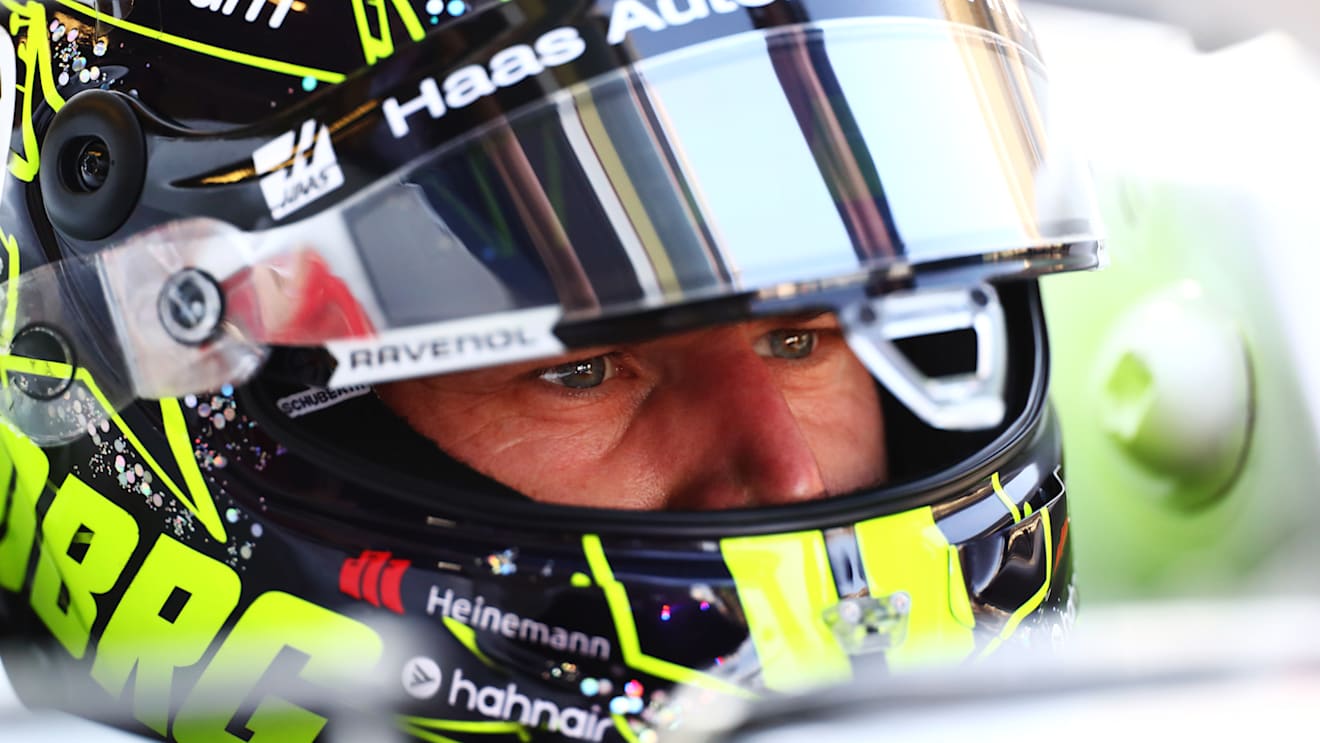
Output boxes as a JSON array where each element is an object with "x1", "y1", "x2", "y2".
[
  {"x1": 253, "y1": 118, "x2": 344, "y2": 219},
  {"x1": 339, "y1": 550, "x2": 410, "y2": 614}
]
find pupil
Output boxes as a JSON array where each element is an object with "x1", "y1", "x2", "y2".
[
  {"x1": 558, "y1": 359, "x2": 604, "y2": 389},
  {"x1": 773, "y1": 331, "x2": 815, "y2": 359}
]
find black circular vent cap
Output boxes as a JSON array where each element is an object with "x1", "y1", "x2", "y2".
[{"x1": 39, "y1": 90, "x2": 147, "y2": 242}]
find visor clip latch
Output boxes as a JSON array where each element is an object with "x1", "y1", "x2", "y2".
[
  {"x1": 157, "y1": 268, "x2": 225, "y2": 347},
  {"x1": 822, "y1": 592, "x2": 911, "y2": 656}
]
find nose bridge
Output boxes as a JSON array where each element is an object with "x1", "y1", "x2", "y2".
[{"x1": 662, "y1": 331, "x2": 827, "y2": 509}]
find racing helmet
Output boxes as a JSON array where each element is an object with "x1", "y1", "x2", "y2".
[{"x1": 0, "y1": 0, "x2": 1101, "y2": 741}]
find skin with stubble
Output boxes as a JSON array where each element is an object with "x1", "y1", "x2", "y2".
[{"x1": 377, "y1": 314, "x2": 887, "y2": 511}]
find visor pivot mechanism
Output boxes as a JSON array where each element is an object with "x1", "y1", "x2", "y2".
[
  {"x1": 8, "y1": 323, "x2": 77, "y2": 401},
  {"x1": 157, "y1": 268, "x2": 225, "y2": 347},
  {"x1": 822, "y1": 592, "x2": 911, "y2": 656}
]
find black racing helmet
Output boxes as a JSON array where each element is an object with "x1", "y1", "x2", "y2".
[{"x1": 0, "y1": 1, "x2": 1100, "y2": 741}]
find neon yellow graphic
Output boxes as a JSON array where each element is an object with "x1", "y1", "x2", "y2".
[
  {"x1": 855, "y1": 508, "x2": 976, "y2": 670},
  {"x1": 174, "y1": 591, "x2": 385, "y2": 743},
  {"x1": 91, "y1": 534, "x2": 242, "y2": 735},
  {"x1": 0, "y1": 19, "x2": 18, "y2": 382},
  {"x1": 0, "y1": 420, "x2": 46, "y2": 591},
  {"x1": 443, "y1": 615, "x2": 497, "y2": 668},
  {"x1": 0, "y1": 355, "x2": 228, "y2": 543},
  {"x1": 721, "y1": 531, "x2": 851, "y2": 691},
  {"x1": 5, "y1": 0, "x2": 66, "y2": 181},
  {"x1": 400, "y1": 716, "x2": 532, "y2": 743},
  {"x1": 0, "y1": 230, "x2": 20, "y2": 391},
  {"x1": 581, "y1": 534, "x2": 752, "y2": 699},
  {"x1": 611, "y1": 714, "x2": 640, "y2": 743},
  {"x1": 28, "y1": 474, "x2": 140, "y2": 657},
  {"x1": 161, "y1": 398, "x2": 228, "y2": 542},
  {"x1": 54, "y1": 0, "x2": 346, "y2": 84},
  {"x1": 0, "y1": 23, "x2": 16, "y2": 194},
  {"x1": 0, "y1": 411, "x2": 386, "y2": 743},
  {"x1": 991, "y1": 471, "x2": 1022, "y2": 523},
  {"x1": 980, "y1": 507, "x2": 1054, "y2": 657},
  {"x1": 947, "y1": 546, "x2": 975, "y2": 629},
  {"x1": 352, "y1": 0, "x2": 425, "y2": 66},
  {"x1": 0, "y1": 353, "x2": 72, "y2": 378}
]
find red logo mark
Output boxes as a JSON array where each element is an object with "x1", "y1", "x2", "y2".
[{"x1": 340, "y1": 551, "x2": 410, "y2": 614}]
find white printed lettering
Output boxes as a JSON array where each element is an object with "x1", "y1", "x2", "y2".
[
  {"x1": 447, "y1": 668, "x2": 612, "y2": 741},
  {"x1": 189, "y1": 0, "x2": 294, "y2": 29},
  {"x1": 534, "y1": 27, "x2": 589, "y2": 68},
  {"x1": 488, "y1": 44, "x2": 544, "y2": 88},
  {"x1": 275, "y1": 386, "x2": 371, "y2": 418},
  {"x1": 382, "y1": 27, "x2": 586, "y2": 138},
  {"x1": 325, "y1": 307, "x2": 566, "y2": 388},
  {"x1": 383, "y1": 77, "x2": 446, "y2": 139},
  {"x1": 658, "y1": 0, "x2": 710, "y2": 26},
  {"x1": 253, "y1": 119, "x2": 344, "y2": 220},
  {"x1": 604, "y1": 0, "x2": 1029, "y2": 45},
  {"x1": 607, "y1": 1, "x2": 667, "y2": 45},
  {"x1": 425, "y1": 586, "x2": 611, "y2": 662},
  {"x1": 443, "y1": 65, "x2": 497, "y2": 109}
]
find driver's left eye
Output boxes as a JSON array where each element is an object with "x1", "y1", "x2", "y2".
[
  {"x1": 756, "y1": 330, "x2": 818, "y2": 360},
  {"x1": 538, "y1": 356, "x2": 617, "y2": 389}
]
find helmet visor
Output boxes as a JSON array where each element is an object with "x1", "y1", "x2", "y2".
[
  {"x1": 1, "y1": 17, "x2": 1100, "y2": 444},
  {"x1": 334, "y1": 17, "x2": 1098, "y2": 327}
]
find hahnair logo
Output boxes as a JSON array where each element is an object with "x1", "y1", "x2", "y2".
[{"x1": 253, "y1": 119, "x2": 344, "y2": 219}]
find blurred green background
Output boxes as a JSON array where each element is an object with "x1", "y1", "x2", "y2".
[{"x1": 1031, "y1": 1, "x2": 1320, "y2": 602}]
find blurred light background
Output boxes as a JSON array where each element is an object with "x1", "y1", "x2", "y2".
[{"x1": 1030, "y1": 0, "x2": 1320, "y2": 603}]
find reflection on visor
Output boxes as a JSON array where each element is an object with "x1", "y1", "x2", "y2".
[
  {"x1": 252, "y1": 18, "x2": 1096, "y2": 344},
  {"x1": 341, "y1": 18, "x2": 1098, "y2": 326},
  {"x1": 0, "y1": 19, "x2": 1098, "y2": 444}
]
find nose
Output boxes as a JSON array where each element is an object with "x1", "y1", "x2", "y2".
[{"x1": 656, "y1": 330, "x2": 828, "y2": 510}]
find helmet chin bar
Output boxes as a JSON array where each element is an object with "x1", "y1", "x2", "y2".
[{"x1": 840, "y1": 283, "x2": 1009, "y2": 431}]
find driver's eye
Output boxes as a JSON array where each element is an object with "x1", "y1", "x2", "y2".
[
  {"x1": 756, "y1": 330, "x2": 818, "y2": 360},
  {"x1": 538, "y1": 356, "x2": 617, "y2": 390}
]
